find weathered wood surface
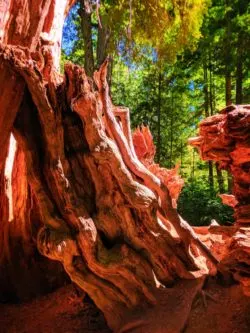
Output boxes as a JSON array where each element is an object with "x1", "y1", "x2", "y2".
[{"x1": 189, "y1": 104, "x2": 250, "y2": 297}]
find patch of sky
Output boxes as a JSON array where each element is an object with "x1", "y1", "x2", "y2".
[
  {"x1": 62, "y1": 3, "x2": 80, "y2": 55},
  {"x1": 197, "y1": 83, "x2": 203, "y2": 90},
  {"x1": 188, "y1": 105, "x2": 196, "y2": 112},
  {"x1": 188, "y1": 81, "x2": 195, "y2": 90},
  {"x1": 169, "y1": 78, "x2": 176, "y2": 87},
  {"x1": 117, "y1": 40, "x2": 158, "y2": 70}
]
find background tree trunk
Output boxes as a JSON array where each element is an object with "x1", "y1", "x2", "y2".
[
  {"x1": 96, "y1": 16, "x2": 112, "y2": 85},
  {"x1": 156, "y1": 70, "x2": 162, "y2": 163},
  {"x1": 97, "y1": 16, "x2": 111, "y2": 68},
  {"x1": 80, "y1": 0, "x2": 94, "y2": 76},
  {"x1": 203, "y1": 58, "x2": 214, "y2": 193},
  {"x1": 224, "y1": 0, "x2": 234, "y2": 194},
  {"x1": 236, "y1": 32, "x2": 243, "y2": 105},
  {"x1": 215, "y1": 163, "x2": 225, "y2": 194},
  {"x1": 208, "y1": 53, "x2": 224, "y2": 193},
  {"x1": 225, "y1": 0, "x2": 232, "y2": 107}
]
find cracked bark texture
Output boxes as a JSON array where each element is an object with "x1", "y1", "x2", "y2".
[{"x1": 0, "y1": 1, "x2": 223, "y2": 331}]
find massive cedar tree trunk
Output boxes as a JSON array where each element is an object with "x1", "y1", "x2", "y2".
[{"x1": 1, "y1": 1, "x2": 241, "y2": 332}]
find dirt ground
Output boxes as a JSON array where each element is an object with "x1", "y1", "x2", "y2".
[
  {"x1": 0, "y1": 284, "x2": 111, "y2": 333},
  {"x1": 185, "y1": 277, "x2": 250, "y2": 333},
  {"x1": 0, "y1": 278, "x2": 249, "y2": 333}
]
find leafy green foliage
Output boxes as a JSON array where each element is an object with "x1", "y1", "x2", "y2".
[
  {"x1": 178, "y1": 178, "x2": 234, "y2": 226},
  {"x1": 106, "y1": 0, "x2": 210, "y2": 62},
  {"x1": 62, "y1": 0, "x2": 210, "y2": 65}
]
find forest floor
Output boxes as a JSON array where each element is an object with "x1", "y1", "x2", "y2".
[{"x1": 0, "y1": 277, "x2": 250, "y2": 333}]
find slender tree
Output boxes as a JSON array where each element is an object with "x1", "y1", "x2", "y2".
[
  {"x1": 80, "y1": 0, "x2": 95, "y2": 76},
  {"x1": 156, "y1": 69, "x2": 162, "y2": 163},
  {"x1": 203, "y1": 55, "x2": 214, "y2": 192}
]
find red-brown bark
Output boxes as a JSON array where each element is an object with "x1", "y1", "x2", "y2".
[
  {"x1": 189, "y1": 104, "x2": 250, "y2": 297},
  {"x1": 189, "y1": 105, "x2": 250, "y2": 225},
  {"x1": 0, "y1": 0, "x2": 75, "y2": 302}
]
